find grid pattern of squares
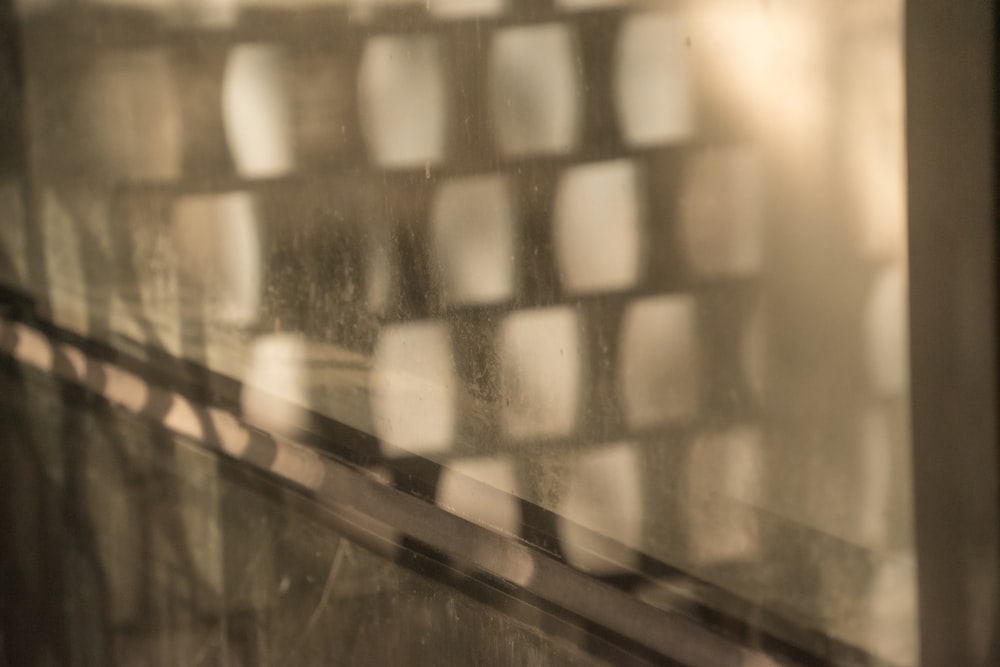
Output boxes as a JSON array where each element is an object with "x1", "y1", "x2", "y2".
[{"x1": 10, "y1": 0, "x2": 912, "y2": 659}]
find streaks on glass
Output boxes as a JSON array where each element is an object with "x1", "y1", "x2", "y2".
[
  {"x1": 618, "y1": 295, "x2": 699, "y2": 429},
  {"x1": 499, "y1": 307, "x2": 582, "y2": 441},
  {"x1": 614, "y1": 12, "x2": 693, "y2": 148}
]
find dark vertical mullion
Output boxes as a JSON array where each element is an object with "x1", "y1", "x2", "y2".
[
  {"x1": 578, "y1": 297, "x2": 625, "y2": 442},
  {"x1": 388, "y1": 175, "x2": 438, "y2": 321},
  {"x1": 574, "y1": 11, "x2": 625, "y2": 156},
  {"x1": 173, "y1": 39, "x2": 233, "y2": 182},
  {"x1": 641, "y1": 147, "x2": 688, "y2": 294},
  {"x1": 513, "y1": 164, "x2": 560, "y2": 306},
  {"x1": 906, "y1": 1, "x2": 1000, "y2": 664}
]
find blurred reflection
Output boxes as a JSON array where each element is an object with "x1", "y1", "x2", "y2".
[{"x1": 436, "y1": 458, "x2": 520, "y2": 535}]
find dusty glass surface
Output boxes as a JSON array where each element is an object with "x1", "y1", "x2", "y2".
[{"x1": 3, "y1": 0, "x2": 915, "y2": 662}]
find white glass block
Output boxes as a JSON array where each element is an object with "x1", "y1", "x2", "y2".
[
  {"x1": 114, "y1": 216, "x2": 184, "y2": 357},
  {"x1": 618, "y1": 295, "x2": 699, "y2": 428},
  {"x1": 499, "y1": 307, "x2": 582, "y2": 441},
  {"x1": 558, "y1": 443, "x2": 642, "y2": 573},
  {"x1": 371, "y1": 321, "x2": 456, "y2": 455},
  {"x1": 428, "y1": 0, "x2": 503, "y2": 18},
  {"x1": 184, "y1": 0, "x2": 240, "y2": 26},
  {"x1": 865, "y1": 266, "x2": 908, "y2": 396},
  {"x1": 490, "y1": 24, "x2": 581, "y2": 157},
  {"x1": 81, "y1": 50, "x2": 181, "y2": 181},
  {"x1": 431, "y1": 174, "x2": 516, "y2": 305},
  {"x1": 358, "y1": 34, "x2": 448, "y2": 169},
  {"x1": 16, "y1": 0, "x2": 58, "y2": 15},
  {"x1": 555, "y1": 0, "x2": 626, "y2": 9},
  {"x1": 554, "y1": 159, "x2": 644, "y2": 293},
  {"x1": 436, "y1": 458, "x2": 520, "y2": 534},
  {"x1": 241, "y1": 333, "x2": 310, "y2": 432},
  {"x1": 686, "y1": 427, "x2": 762, "y2": 565},
  {"x1": 171, "y1": 192, "x2": 262, "y2": 327},
  {"x1": 222, "y1": 44, "x2": 295, "y2": 178},
  {"x1": 679, "y1": 146, "x2": 763, "y2": 277},
  {"x1": 614, "y1": 13, "x2": 693, "y2": 147}
]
